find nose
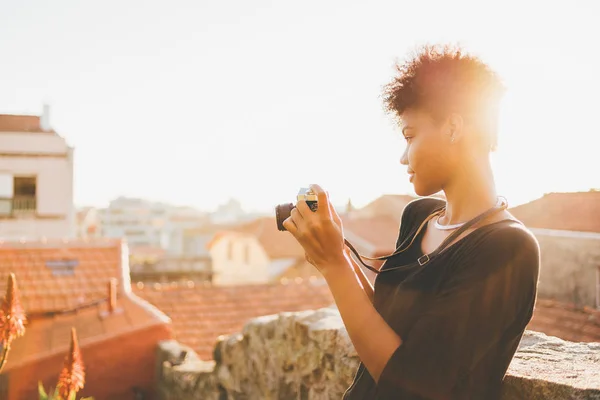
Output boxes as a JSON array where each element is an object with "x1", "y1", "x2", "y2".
[{"x1": 400, "y1": 146, "x2": 408, "y2": 166}]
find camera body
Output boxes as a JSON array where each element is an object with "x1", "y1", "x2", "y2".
[{"x1": 275, "y1": 187, "x2": 318, "y2": 231}]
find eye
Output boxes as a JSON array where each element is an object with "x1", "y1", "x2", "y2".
[{"x1": 403, "y1": 136, "x2": 413, "y2": 142}]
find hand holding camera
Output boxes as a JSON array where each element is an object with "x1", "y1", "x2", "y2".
[{"x1": 275, "y1": 184, "x2": 349, "y2": 276}]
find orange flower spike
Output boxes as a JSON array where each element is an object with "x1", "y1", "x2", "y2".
[
  {"x1": 0, "y1": 273, "x2": 27, "y2": 345},
  {"x1": 57, "y1": 327, "x2": 86, "y2": 400}
]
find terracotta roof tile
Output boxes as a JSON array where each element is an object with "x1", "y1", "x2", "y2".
[
  {"x1": 527, "y1": 298, "x2": 600, "y2": 342},
  {"x1": 0, "y1": 114, "x2": 55, "y2": 133},
  {"x1": 0, "y1": 239, "x2": 171, "y2": 372},
  {"x1": 0, "y1": 239, "x2": 123, "y2": 313},
  {"x1": 275, "y1": 259, "x2": 323, "y2": 280},
  {"x1": 509, "y1": 191, "x2": 600, "y2": 233},
  {"x1": 133, "y1": 278, "x2": 333, "y2": 360},
  {"x1": 5, "y1": 297, "x2": 169, "y2": 372},
  {"x1": 342, "y1": 215, "x2": 400, "y2": 257}
]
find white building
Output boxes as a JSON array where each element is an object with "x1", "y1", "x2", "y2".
[
  {"x1": 0, "y1": 106, "x2": 75, "y2": 240},
  {"x1": 206, "y1": 217, "x2": 306, "y2": 285},
  {"x1": 164, "y1": 206, "x2": 209, "y2": 256},
  {"x1": 209, "y1": 198, "x2": 247, "y2": 224},
  {"x1": 99, "y1": 197, "x2": 208, "y2": 254},
  {"x1": 99, "y1": 197, "x2": 169, "y2": 248}
]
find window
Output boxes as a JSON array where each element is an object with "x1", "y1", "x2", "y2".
[
  {"x1": 0, "y1": 174, "x2": 37, "y2": 216},
  {"x1": 45, "y1": 259, "x2": 79, "y2": 276},
  {"x1": 12, "y1": 176, "x2": 37, "y2": 213}
]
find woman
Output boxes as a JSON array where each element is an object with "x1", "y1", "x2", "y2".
[{"x1": 282, "y1": 44, "x2": 540, "y2": 400}]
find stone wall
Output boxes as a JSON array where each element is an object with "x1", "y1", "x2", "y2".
[
  {"x1": 156, "y1": 307, "x2": 600, "y2": 400},
  {"x1": 533, "y1": 229, "x2": 600, "y2": 308}
]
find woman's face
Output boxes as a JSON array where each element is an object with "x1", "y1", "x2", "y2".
[{"x1": 399, "y1": 108, "x2": 459, "y2": 196}]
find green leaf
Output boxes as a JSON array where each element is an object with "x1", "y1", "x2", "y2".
[{"x1": 37, "y1": 382, "x2": 48, "y2": 400}]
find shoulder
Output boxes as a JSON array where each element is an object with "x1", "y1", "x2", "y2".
[
  {"x1": 401, "y1": 197, "x2": 445, "y2": 225},
  {"x1": 465, "y1": 221, "x2": 540, "y2": 281},
  {"x1": 480, "y1": 221, "x2": 540, "y2": 258}
]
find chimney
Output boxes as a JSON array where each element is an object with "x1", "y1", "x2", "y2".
[
  {"x1": 108, "y1": 278, "x2": 117, "y2": 312},
  {"x1": 40, "y1": 104, "x2": 51, "y2": 131}
]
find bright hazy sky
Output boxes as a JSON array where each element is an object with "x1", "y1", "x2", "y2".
[{"x1": 1, "y1": 0, "x2": 598, "y2": 213}]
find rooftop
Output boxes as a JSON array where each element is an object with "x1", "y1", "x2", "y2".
[
  {"x1": 0, "y1": 239, "x2": 170, "y2": 371},
  {"x1": 351, "y1": 194, "x2": 418, "y2": 221},
  {"x1": 342, "y1": 214, "x2": 400, "y2": 257},
  {"x1": 133, "y1": 277, "x2": 333, "y2": 360},
  {"x1": 528, "y1": 298, "x2": 600, "y2": 343},
  {"x1": 509, "y1": 191, "x2": 600, "y2": 233},
  {"x1": 0, "y1": 238, "x2": 125, "y2": 313},
  {"x1": 0, "y1": 114, "x2": 55, "y2": 133}
]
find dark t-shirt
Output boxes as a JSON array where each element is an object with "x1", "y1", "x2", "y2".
[{"x1": 342, "y1": 197, "x2": 540, "y2": 400}]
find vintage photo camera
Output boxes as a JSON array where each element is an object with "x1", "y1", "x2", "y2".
[{"x1": 275, "y1": 187, "x2": 318, "y2": 231}]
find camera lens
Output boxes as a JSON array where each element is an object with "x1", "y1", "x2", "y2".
[{"x1": 275, "y1": 202, "x2": 295, "y2": 231}]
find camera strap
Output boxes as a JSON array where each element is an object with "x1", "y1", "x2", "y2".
[{"x1": 344, "y1": 198, "x2": 508, "y2": 275}]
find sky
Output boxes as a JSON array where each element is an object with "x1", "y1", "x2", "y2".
[{"x1": 0, "y1": 0, "x2": 598, "y2": 213}]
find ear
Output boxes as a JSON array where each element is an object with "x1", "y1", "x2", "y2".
[{"x1": 446, "y1": 113, "x2": 464, "y2": 144}]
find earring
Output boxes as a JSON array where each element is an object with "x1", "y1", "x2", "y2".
[{"x1": 451, "y1": 136, "x2": 455, "y2": 143}]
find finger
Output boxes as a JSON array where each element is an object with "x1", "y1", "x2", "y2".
[
  {"x1": 282, "y1": 216, "x2": 298, "y2": 235},
  {"x1": 309, "y1": 184, "x2": 331, "y2": 215},
  {"x1": 290, "y1": 207, "x2": 304, "y2": 225},
  {"x1": 296, "y1": 199, "x2": 312, "y2": 218}
]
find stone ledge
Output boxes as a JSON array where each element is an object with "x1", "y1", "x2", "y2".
[{"x1": 156, "y1": 307, "x2": 600, "y2": 400}]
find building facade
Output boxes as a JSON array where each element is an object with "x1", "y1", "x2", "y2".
[{"x1": 0, "y1": 106, "x2": 75, "y2": 240}]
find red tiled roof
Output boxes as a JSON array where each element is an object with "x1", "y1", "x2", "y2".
[
  {"x1": 528, "y1": 298, "x2": 600, "y2": 343},
  {"x1": 509, "y1": 191, "x2": 600, "y2": 233},
  {"x1": 342, "y1": 215, "x2": 400, "y2": 257},
  {"x1": 0, "y1": 114, "x2": 54, "y2": 133},
  {"x1": 350, "y1": 194, "x2": 419, "y2": 222},
  {"x1": 133, "y1": 278, "x2": 333, "y2": 360},
  {"x1": 4, "y1": 295, "x2": 169, "y2": 372},
  {"x1": 0, "y1": 239, "x2": 171, "y2": 371},
  {"x1": 208, "y1": 217, "x2": 305, "y2": 259},
  {"x1": 0, "y1": 239, "x2": 125, "y2": 313},
  {"x1": 275, "y1": 259, "x2": 322, "y2": 280}
]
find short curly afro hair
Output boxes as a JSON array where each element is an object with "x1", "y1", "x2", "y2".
[{"x1": 383, "y1": 44, "x2": 505, "y2": 151}]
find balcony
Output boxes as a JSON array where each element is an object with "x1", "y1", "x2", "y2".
[{"x1": 0, "y1": 196, "x2": 37, "y2": 217}]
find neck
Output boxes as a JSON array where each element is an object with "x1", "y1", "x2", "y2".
[{"x1": 440, "y1": 156, "x2": 498, "y2": 225}]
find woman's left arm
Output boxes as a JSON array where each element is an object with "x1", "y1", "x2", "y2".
[{"x1": 282, "y1": 184, "x2": 404, "y2": 382}]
